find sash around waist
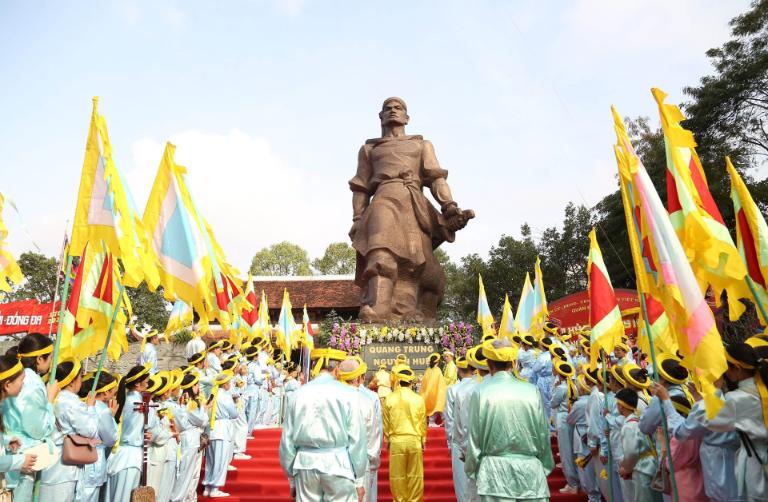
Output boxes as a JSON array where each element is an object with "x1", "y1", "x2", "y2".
[{"x1": 298, "y1": 445, "x2": 348, "y2": 454}]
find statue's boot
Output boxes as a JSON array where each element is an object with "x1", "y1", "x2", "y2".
[
  {"x1": 360, "y1": 276, "x2": 394, "y2": 322},
  {"x1": 418, "y1": 291, "x2": 439, "y2": 325},
  {"x1": 393, "y1": 278, "x2": 423, "y2": 322}
]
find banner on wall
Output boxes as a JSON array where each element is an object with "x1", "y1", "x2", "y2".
[
  {"x1": 0, "y1": 299, "x2": 60, "y2": 336},
  {"x1": 548, "y1": 288, "x2": 640, "y2": 338}
]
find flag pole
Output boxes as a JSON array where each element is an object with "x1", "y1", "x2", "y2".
[
  {"x1": 90, "y1": 282, "x2": 125, "y2": 393},
  {"x1": 639, "y1": 294, "x2": 679, "y2": 502},
  {"x1": 49, "y1": 254, "x2": 73, "y2": 380},
  {"x1": 601, "y1": 355, "x2": 615, "y2": 502},
  {"x1": 745, "y1": 277, "x2": 768, "y2": 325},
  {"x1": 49, "y1": 225, "x2": 70, "y2": 336}
]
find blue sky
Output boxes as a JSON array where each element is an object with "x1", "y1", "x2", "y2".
[{"x1": 0, "y1": 0, "x2": 756, "y2": 273}]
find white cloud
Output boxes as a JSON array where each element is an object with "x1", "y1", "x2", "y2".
[{"x1": 127, "y1": 130, "x2": 350, "y2": 274}]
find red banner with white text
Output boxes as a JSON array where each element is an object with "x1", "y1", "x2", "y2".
[{"x1": 0, "y1": 299, "x2": 60, "y2": 336}]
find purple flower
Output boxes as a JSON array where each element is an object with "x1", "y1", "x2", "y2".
[
  {"x1": 350, "y1": 323, "x2": 357, "y2": 334},
  {"x1": 333, "y1": 322, "x2": 340, "y2": 331},
  {"x1": 441, "y1": 335, "x2": 449, "y2": 345},
  {"x1": 458, "y1": 321, "x2": 465, "y2": 330},
  {"x1": 352, "y1": 337, "x2": 360, "y2": 349},
  {"x1": 344, "y1": 339, "x2": 351, "y2": 350},
  {"x1": 340, "y1": 328, "x2": 347, "y2": 337},
  {"x1": 330, "y1": 335, "x2": 337, "y2": 346},
  {"x1": 467, "y1": 325, "x2": 473, "y2": 333},
  {"x1": 449, "y1": 323, "x2": 456, "y2": 332},
  {"x1": 460, "y1": 347, "x2": 467, "y2": 355}
]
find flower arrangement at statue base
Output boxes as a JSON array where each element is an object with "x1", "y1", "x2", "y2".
[{"x1": 326, "y1": 321, "x2": 477, "y2": 356}]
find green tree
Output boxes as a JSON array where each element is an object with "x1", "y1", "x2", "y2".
[
  {"x1": 249, "y1": 241, "x2": 312, "y2": 276},
  {"x1": 538, "y1": 203, "x2": 593, "y2": 300},
  {"x1": 8, "y1": 252, "x2": 58, "y2": 303},
  {"x1": 312, "y1": 242, "x2": 356, "y2": 275},
  {"x1": 684, "y1": 0, "x2": 768, "y2": 184},
  {"x1": 126, "y1": 283, "x2": 170, "y2": 331}
]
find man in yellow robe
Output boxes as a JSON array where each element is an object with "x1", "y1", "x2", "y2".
[
  {"x1": 383, "y1": 366, "x2": 427, "y2": 502},
  {"x1": 419, "y1": 353, "x2": 447, "y2": 425},
  {"x1": 443, "y1": 350, "x2": 457, "y2": 387}
]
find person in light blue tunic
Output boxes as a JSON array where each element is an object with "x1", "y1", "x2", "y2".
[
  {"x1": 616, "y1": 388, "x2": 662, "y2": 502},
  {"x1": 77, "y1": 372, "x2": 119, "y2": 502},
  {"x1": 170, "y1": 372, "x2": 209, "y2": 502},
  {"x1": 0, "y1": 355, "x2": 38, "y2": 495},
  {"x1": 3, "y1": 334, "x2": 58, "y2": 502},
  {"x1": 567, "y1": 374, "x2": 600, "y2": 502},
  {"x1": 690, "y1": 343, "x2": 768, "y2": 502},
  {"x1": 652, "y1": 382, "x2": 744, "y2": 502},
  {"x1": 243, "y1": 347, "x2": 264, "y2": 433},
  {"x1": 532, "y1": 337, "x2": 555, "y2": 414},
  {"x1": 518, "y1": 335, "x2": 537, "y2": 381},
  {"x1": 455, "y1": 345, "x2": 490, "y2": 501},
  {"x1": 188, "y1": 352, "x2": 215, "y2": 400},
  {"x1": 137, "y1": 331, "x2": 160, "y2": 375},
  {"x1": 446, "y1": 356, "x2": 477, "y2": 502},
  {"x1": 207, "y1": 341, "x2": 224, "y2": 374},
  {"x1": 40, "y1": 360, "x2": 100, "y2": 502},
  {"x1": 551, "y1": 359, "x2": 580, "y2": 495},
  {"x1": 106, "y1": 364, "x2": 158, "y2": 502},
  {"x1": 639, "y1": 354, "x2": 689, "y2": 435},
  {"x1": 148, "y1": 372, "x2": 181, "y2": 502},
  {"x1": 584, "y1": 366, "x2": 610, "y2": 500},
  {"x1": 203, "y1": 371, "x2": 240, "y2": 498}
]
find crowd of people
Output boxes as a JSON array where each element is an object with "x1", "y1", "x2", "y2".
[
  {"x1": 0, "y1": 321, "x2": 765, "y2": 502},
  {"x1": 0, "y1": 329, "x2": 294, "y2": 501}
]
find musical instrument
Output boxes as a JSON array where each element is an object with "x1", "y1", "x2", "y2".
[{"x1": 131, "y1": 392, "x2": 157, "y2": 502}]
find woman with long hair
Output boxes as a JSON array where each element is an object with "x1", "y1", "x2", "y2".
[
  {"x1": 3, "y1": 333, "x2": 58, "y2": 501},
  {"x1": 77, "y1": 371, "x2": 118, "y2": 502},
  {"x1": 170, "y1": 372, "x2": 209, "y2": 502},
  {"x1": 105, "y1": 364, "x2": 156, "y2": 502},
  {"x1": 39, "y1": 359, "x2": 100, "y2": 501},
  {"x1": 0, "y1": 355, "x2": 37, "y2": 494}
]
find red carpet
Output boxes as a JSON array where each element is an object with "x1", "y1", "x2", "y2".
[{"x1": 199, "y1": 427, "x2": 586, "y2": 501}]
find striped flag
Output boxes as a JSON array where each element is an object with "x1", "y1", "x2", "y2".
[
  {"x1": 613, "y1": 107, "x2": 678, "y2": 356},
  {"x1": 498, "y1": 294, "x2": 516, "y2": 339},
  {"x1": 70, "y1": 98, "x2": 159, "y2": 290},
  {"x1": 515, "y1": 273, "x2": 535, "y2": 333},
  {"x1": 613, "y1": 103, "x2": 726, "y2": 417},
  {"x1": 587, "y1": 228, "x2": 624, "y2": 369},
  {"x1": 165, "y1": 299, "x2": 193, "y2": 340},
  {"x1": 476, "y1": 274, "x2": 495, "y2": 338},
  {"x1": 59, "y1": 243, "x2": 129, "y2": 361},
  {"x1": 240, "y1": 276, "x2": 259, "y2": 336},
  {"x1": 276, "y1": 289, "x2": 298, "y2": 356},
  {"x1": 653, "y1": 88, "x2": 751, "y2": 320},
  {"x1": 727, "y1": 157, "x2": 768, "y2": 324},
  {"x1": 142, "y1": 143, "x2": 210, "y2": 316},
  {"x1": 302, "y1": 304, "x2": 315, "y2": 351},
  {"x1": 531, "y1": 256, "x2": 549, "y2": 335}
]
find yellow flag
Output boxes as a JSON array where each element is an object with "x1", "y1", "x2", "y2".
[{"x1": 0, "y1": 194, "x2": 22, "y2": 292}]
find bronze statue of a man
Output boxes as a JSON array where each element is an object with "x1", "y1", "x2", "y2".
[{"x1": 349, "y1": 97, "x2": 474, "y2": 323}]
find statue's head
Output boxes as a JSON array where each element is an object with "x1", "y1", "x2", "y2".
[{"x1": 379, "y1": 97, "x2": 409, "y2": 128}]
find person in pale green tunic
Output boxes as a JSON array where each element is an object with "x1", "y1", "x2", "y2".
[
  {"x1": 0, "y1": 355, "x2": 38, "y2": 497},
  {"x1": 279, "y1": 348, "x2": 368, "y2": 502},
  {"x1": 464, "y1": 339, "x2": 554, "y2": 502},
  {"x1": 3, "y1": 334, "x2": 58, "y2": 502}
]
